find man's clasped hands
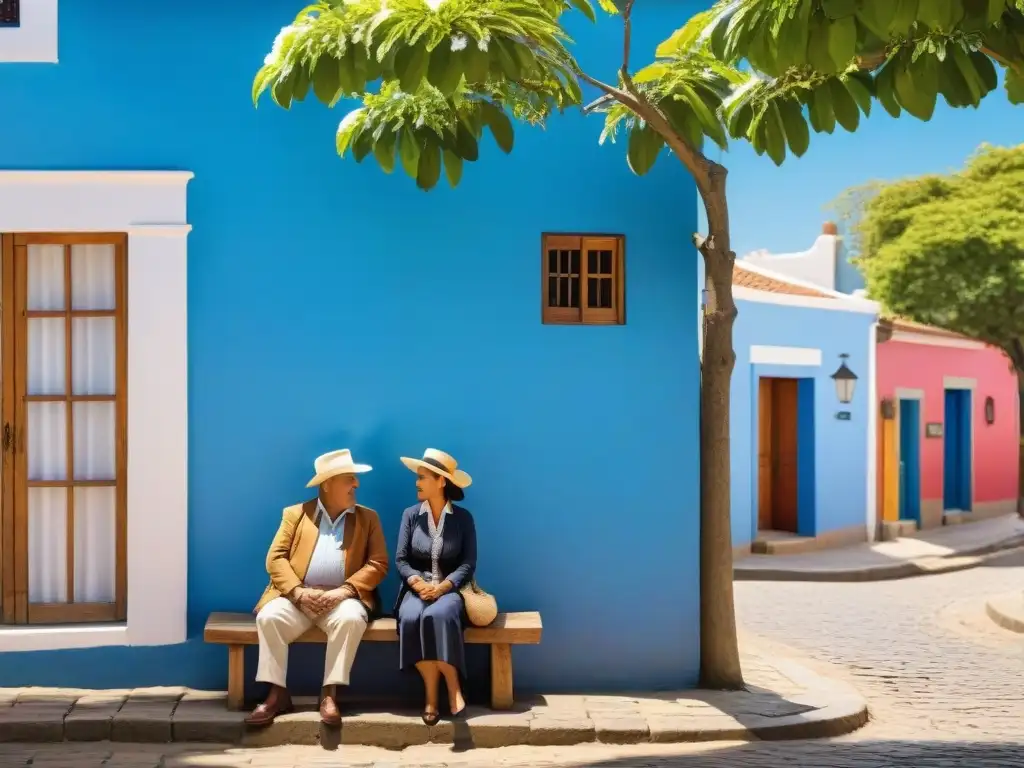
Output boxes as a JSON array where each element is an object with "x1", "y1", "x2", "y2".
[{"x1": 290, "y1": 584, "x2": 357, "y2": 618}]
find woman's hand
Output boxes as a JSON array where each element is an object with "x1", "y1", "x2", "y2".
[{"x1": 409, "y1": 576, "x2": 433, "y2": 599}]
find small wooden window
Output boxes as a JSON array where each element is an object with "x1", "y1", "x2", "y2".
[
  {"x1": 0, "y1": 233, "x2": 128, "y2": 625},
  {"x1": 0, "y1": 1, "x2": 19, "y2": 27},
  {"x1": 541, "y1": 234, "x2": 625, "y2": 325}
]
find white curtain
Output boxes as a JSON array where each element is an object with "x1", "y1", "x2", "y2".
[{"x1": 26, "y1": 244, "x2": 117, "y2": 605}]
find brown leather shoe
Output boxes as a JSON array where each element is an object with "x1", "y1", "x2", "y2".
[
  {"x1": 244, "y1": 685, "x2": 293, "y2": 727},
  {"x1": 319, "y1": 694, "x2": 341, "y2": 726}
]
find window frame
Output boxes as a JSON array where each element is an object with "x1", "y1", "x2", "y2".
[
  {"x1": 540, "y1": 232, "x2": 626, "y2": 326},
  {"x1": 0, "y1": 170, "x2": 190, "y2": 651},
  {"x1": 0, "y1": 0, "x2": 56, "y2": 63},
  {"x1": 1, "y1": 232, "x2": 128, "y2": 626}
]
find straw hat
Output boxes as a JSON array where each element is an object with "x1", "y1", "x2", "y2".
[
  {"x1": 400, "y1": 448, "x2": 472, "y2": 489},
  {"x1": 305, "y1": 449, "x2": 372, "y2": 488}
]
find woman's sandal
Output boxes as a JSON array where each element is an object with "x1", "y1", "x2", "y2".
[{"x1": 422, "y1": 707, "x2": 440, "y2": 726}]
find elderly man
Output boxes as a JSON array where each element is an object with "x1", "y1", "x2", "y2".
[{"x1": 246, "y1": 449, "x2": 388, "y2": 727}]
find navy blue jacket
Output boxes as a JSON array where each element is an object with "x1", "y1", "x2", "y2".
[{"x1": 393, "y1": 503, "x2": 477, "y2": 615}]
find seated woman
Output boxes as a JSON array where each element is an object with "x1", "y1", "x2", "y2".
[{"x1": 394, "y1": 448, "x2": 476, "y2": 725}]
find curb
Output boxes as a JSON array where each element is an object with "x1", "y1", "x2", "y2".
[
  {"x1": 734, "y1": 535, "x2": 1024, "y2": 583},
  {"x1": 985, "y1": 591, "x2": 1024, "y2": 634},
  {"x1": 0, "y1": 660, "x2": 869, "y2": 748}
]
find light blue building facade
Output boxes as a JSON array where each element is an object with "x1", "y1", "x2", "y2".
[
  {"x1": 0, "y1": 2, "x2": 701, "y2": 697},
  {"x1": 729, "y1": 262, "x2": 879, "y2": 552}
]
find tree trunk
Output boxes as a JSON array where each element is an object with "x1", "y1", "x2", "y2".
[{"x1": 697, "y1": 161, "x2": 744, "y2": 690}]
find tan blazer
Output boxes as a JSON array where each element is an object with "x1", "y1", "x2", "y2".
[{"x1": 254, "y1": 499, "x2": 389, "y2": 615}]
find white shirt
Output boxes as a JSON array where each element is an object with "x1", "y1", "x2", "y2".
[{"x1": 303, "y1": 499, "x2": 351, "y2": 588}]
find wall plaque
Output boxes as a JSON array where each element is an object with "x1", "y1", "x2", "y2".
[{"x1": 925, "y1": 422, "x2": 943, "y2": 438}]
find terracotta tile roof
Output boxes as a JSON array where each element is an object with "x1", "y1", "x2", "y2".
[
  {"x1": 732, "y1": 262, "x2": 834, "y2": 299},
  {"x1": 883, "y1": 316, "x2": 974, "y2": 342}
]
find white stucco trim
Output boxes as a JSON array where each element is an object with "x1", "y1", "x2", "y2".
[
  {"x1": 734, "y1": 286, "x2": 879, "y2": 315},
  {"x1": 865, "y1": 322, "x2": 878, "y2": 542},
  {"x1": 890, "y1": 330, "x2": 986, "y2": 350},
  {"x1": 895, "y1": 388, "x2": 925, "y2": 400},
  {"x1": 750, "y1": 345, "x2": 823, "y2": 367},
  {"x1": 734, "y1": 261, "x2": 880, "y2": 315},
  {"x1": 0, "y1": 0, "x2": 58, "y2": 63},
  {"x1": 0, "y1": 170, "x2": 191, "y2": 652},
  {"x1": 943, "y1": 376, "x2": 977, "y2": 390}
]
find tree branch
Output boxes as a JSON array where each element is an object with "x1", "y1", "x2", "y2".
[{"x1": 620, "y1": 0, "x2": 635, "y2": 81}]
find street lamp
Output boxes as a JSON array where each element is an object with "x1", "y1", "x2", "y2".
[{"x1": 831, "y1": 353, "x2": 858, "y2": 405}]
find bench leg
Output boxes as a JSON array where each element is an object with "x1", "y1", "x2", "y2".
[
  {"x1": 227, "y1": 645, "x2": 245, "y2": 711},
  {"x1": 490, "y1": 643, "x2": 513, "y2": 710}
]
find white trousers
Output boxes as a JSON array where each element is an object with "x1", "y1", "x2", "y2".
[{"x1": 255, "y1": 596, "x2": 368, "y2": 688}]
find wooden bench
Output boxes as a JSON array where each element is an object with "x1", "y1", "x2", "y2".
[{"x1": 204, "y1": 611, "x2": 543, "y2": 711}]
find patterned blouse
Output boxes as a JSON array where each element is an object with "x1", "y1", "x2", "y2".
[{"x1": 421, "y1": 501, "x2": 452, "y2": 585}]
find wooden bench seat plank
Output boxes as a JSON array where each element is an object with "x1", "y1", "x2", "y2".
[
  {"x1": 204, "y1": 610, "x2": 542, "y2": 645},
  {"x1": 205, "y1": 610, "x2": 541, "y2": 712}
]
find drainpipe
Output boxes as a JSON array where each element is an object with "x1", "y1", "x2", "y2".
[{"x1": 865, "y1": 317, "x2": 879, "y2": 542}]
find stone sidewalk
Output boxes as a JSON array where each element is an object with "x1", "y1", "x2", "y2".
[
  {"x1": 985, "y1": 591, "x2": 1024, "y2": 633},
  {"x1": 0, "y1": 651, "x2": 867, "y2": 749},
  {"x1": 735, "y1": 513, "x2": 1024, "y2": 582}
]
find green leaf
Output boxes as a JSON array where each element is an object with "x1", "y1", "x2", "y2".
[
  {"x1": 809, "y1": 86, "x2": 837, "y2": 133},
  {"x1": 987, "y1": 0, "x2": 1008, "y2": 24},
  {"x1": 335, "y1": 109, "x2": 365, "y2": 157},
  {"x1": 395, "y1": 44, "x2": 429, "y2": 93},
  {"x1": 427, "y1": 42, "x2": 464, "y2": 95},
  {"x1": 481, "y1": 103, "x2": 514, "y2": 153},
  {"x1": 822, "y1": 0, "x2": 858, "y2": 18},
  {"x1": 312, "y1": 57, "x2": 341, "y2": 106},
  {"x1": 828, "y1": 16, "x2": 858, "y2": 70},
  {"x1": 253, "y1": 65, "x2": 273, "y2": 106},
  {"x1": 857, "y1": 3, "x2": 896, "y2": 36},
  {"x1": 889, "y1": 0, "x2": 920, "y2": 34},
  {"x1": 492, "y1": 39, "x2": 521, "y2": 80},
  {"x1": 443, "y1": 150, "x2": 463, "y2": 187},
  {"x1": 763, "y1": 104, "x2": 787, "y2": 166},
  {"x1": 337, "y1": 53, "x2": 360, "y2": 95},
  {"x1": 454, "y1": 121, "x2": 479, "y2": 161},
  {"x1": 291, "y1": 65, "x2": 311, "y2": 103},
  {"x1": 678, "y1": 84, "x2": 727, "y2": 149},
  {"x1": 726, "y1": 101, "x2": 755, "y2": 139},
  {"x1": 373, "y1": 130, "x2": 397, "y2": 174},
  {"x1": 843, "y1": 73, "x2": 873, "y2": 115},
  {"x1": 634, "y1": 63, "x2": 670, "y2": 84},
  {"x1": 656, "y1": 9, "x2": 716, "y2": 57},
  {"x1": 876, "y1": 65, "x2": 903, "y2": 117},
  {"x1": 776, "y1": 98, "x2": 810, "y2": 157},
  {"x1": 894, "y1": 57, "x2": 938, "y2": 120},
  {"x1": 416, "y1": 142, "x2": 442, "y2": 191},
  {"x1": 398, "y1": 127, "x2": 421, "y2": 179},
  {"x1": 808, "y1": 15, "x2": 837, "y2": 73},
  {"x1": 938, "y1": 54, "x2": 974, "y2": 106},
  {"x1": 921, "y1": 0, "x2": 962, "y2": 30},
  {"x1": 970, "y1": 51, "x2": 998, "y2": 93},
  {"x1": 351, "y1": 130, "x2": 374, "y2": 163},
  {"x1": 271, "y1": 68, "x2": 297, "y2": 110},
  {"x1": 463, "y1": 44, "x2": 490, "y2": 84},
  {"x1": 951, "y1": 45, "x2": 983, "y2": 103},
  {"x1": 626, "y1": 125, "x2": 664, "y2": 176},
  {"x1": 829, "y1": 77, "x2": 860, "y2": 131},
  {"x1": 350, "y1": 44, "x2": 369, "y2": 91},
  {"x1": 775, "y1": 8, "x2": 810, "y2": 70},
  {"x1": 1007, "y1": 68, "x2": 1024, "y2": 104},
  {"x1": 570, "y1": 0, "x2": 596, "y2": 23}
]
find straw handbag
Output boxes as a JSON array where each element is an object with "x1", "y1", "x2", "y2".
[{"x1": 460, "y1": 578, "x2": 498, "y2": 627}]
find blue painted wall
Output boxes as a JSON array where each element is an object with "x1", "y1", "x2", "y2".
[
  {"x1": 730, "y1": 300, "x2": 875, "y2": 547},
  {"x1": 0, "y1": 2, "x2": 701, "y2": 693}
]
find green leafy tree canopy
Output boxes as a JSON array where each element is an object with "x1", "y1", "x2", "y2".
[{"x1": 851, "y1": 143, "x2": 1024, "y2": 373}]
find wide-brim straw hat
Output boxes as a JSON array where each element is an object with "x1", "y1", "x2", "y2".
[
  {"x1": 306, "y1": 449, "x2": 372, "y2": 488},
  {"x1": 400, "y1": 448, "x2": 472, "y2": 489}
]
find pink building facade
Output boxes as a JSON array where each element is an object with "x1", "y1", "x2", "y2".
[{"x1": 876, "y1": 319, "x2": 1020, "y2": 529}]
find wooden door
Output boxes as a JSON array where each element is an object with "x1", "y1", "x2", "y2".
[
  {"x1": 757, "y1": 378, "x2": 772, "y2": 530},
  {"x1": 770, "y1": 378, "x2": 799, "y2": 532}
]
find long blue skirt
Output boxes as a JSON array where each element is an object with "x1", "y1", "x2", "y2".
[{"x1": 397, "y1": 591, "x2": 466, "y2": 677}]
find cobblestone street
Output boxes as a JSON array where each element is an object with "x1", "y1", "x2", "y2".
[{"x1": 8, "y1": 550, "x2": 1024, "y2": 767}]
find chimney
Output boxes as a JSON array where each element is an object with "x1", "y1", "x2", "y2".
[{"x1": 822, "y1": 221, "x2": 838, "y2": 236}]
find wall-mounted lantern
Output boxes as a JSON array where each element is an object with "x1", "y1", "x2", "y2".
[
  {"x1": 880, "y1": 398, "x2": 895, "y2": 420},
  {"x1": 985, "y1": 396, "x2": 995, "y2": 425},
  {"x1": 830, "y1": 353, "x2": 858, "y2": 405}
]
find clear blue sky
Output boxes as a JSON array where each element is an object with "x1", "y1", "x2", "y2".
[{"x1": 702, "y1": 92, "x2": 1023, "y2": 258}]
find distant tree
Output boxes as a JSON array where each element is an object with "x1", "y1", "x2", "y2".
[
  {"x1": 254, "y1": 0, "x2": 1024, "y2": 689},
  {"x1": 852, "y1": 144, "x2": 1024, "y2": 382}
]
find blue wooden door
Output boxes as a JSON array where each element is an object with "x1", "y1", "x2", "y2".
[
  {"x1": 898, "y1": 399, "x2": 921, "y2": 523},
  {"x1": 943, "y1": 389, "x2": 973, "y2": 511}
]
